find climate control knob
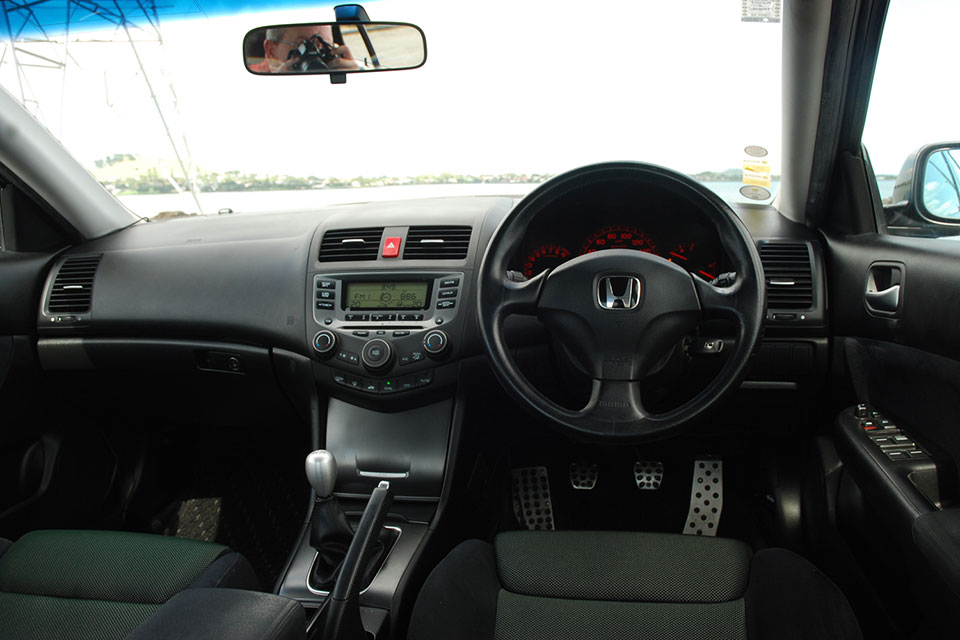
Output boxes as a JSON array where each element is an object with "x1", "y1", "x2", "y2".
[
  {"x1": 312, "y1": 330, "x2": 337, "y2": 355},
  {"x1": 423, "y1": 330, "x2": 449, "y2": 356},
  {"x1": 361, "y1": 338, "x2": 394, "y2": 372}
]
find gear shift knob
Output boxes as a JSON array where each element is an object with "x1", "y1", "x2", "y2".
[{"x1": 305, "y1": 450, "x2": 337, "y2": 499}]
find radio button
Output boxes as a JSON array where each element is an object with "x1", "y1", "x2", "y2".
[
  {"x1": 438, "y1": 289, "x2": 457, "y2": 299},
  {"x1": 345, "y1": 313, "x2": 369, "y2": 322},
  {"x1": 352, "y1": 330, "x2": 369, "y2": 337},
  {"x1": 439, "y1": 278, "x2": 459, "y2": 288},
  {"x1": 437, "y1": 300, "x2": 456, "y2": 310},
  {"x1": 317, "y1": 301, "x2": 335, "y2": 310},
  {"x1": 393, "y1": 330, "x2": 410, "y2": 337},
  {"x1": 318, "y1": 280, "x2": 336, "y2": 289},
  {"x1": 318, "y1": 290, "x2": 335, "y2": 300}
]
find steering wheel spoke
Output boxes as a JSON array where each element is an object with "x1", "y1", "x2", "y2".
[
  {"x1": 500, "y1": 270, "x2": 546, "y2": 316},
  {"x1": 580, "y1": 378, "x2": 648, "y2": 425}
]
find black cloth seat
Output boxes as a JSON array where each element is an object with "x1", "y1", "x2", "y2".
[
  {"x1": 0, "y1": 529, "x2": 263, "y2": 640},
  {"x1": 408, "y1": 531, "x2": 862, "y2": 640}
]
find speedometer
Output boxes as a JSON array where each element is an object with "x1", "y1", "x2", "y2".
[{"x1": 580, "y1": 226, "x2": 656, "y2": 255}]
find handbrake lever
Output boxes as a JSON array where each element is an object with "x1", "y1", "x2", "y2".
[{"x1": 323, "y1": 480, "x2": 394, "y2": 640}]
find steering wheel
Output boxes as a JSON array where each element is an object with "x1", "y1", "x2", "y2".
[{"x1": 477, "y1": 162, "x2": 765, "y2": 441}]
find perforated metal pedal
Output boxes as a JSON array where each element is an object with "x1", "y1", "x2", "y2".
[
  {"x1": 512, "y1": 466, "x2": 555, "y2": 531},
  {"x1": 683, "y1": 459, "x2": 723, "y2": 536},
  {"x1": 569, "y1": 462, "x2": 599, "y2": 490},
  {"x1": 634, "y1": 460, "x2": 663, "y2": 490}
]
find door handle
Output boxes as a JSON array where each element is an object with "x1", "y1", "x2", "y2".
[
  {"x1": 864, "y1": 262, "x2": 904, "y2": 316},
  {"x1": 865, "y1": 284, "x2": 900, "y2": 313}
]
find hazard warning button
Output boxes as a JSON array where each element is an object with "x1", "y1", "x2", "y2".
[{"x1": 382, "y1": 237, "x2": 401, "y2": 258}]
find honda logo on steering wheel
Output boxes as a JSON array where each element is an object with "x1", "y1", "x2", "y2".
[{"x1": 598, "y1": 276, "x2": 641, "y2": 310}]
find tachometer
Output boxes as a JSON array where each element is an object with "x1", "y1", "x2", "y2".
[
  {"x1": 522, "y1": 244, "x2": 572, "y2": 278},
  {"x1": 581, "y1": 226, "x2": 656, "y2": 255}
]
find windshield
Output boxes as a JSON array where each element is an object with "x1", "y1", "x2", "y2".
[{"x1": 0, "y1": 0, "x2": 782, "y2": 218}]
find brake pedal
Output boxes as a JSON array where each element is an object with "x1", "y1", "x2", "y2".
[
  {"x1": 569, "y1": 462, "x2": 599, "y2": 490},
  {"x1": 634, "y1": 460, "x2": 663, "y2": 490},
  {"x1": 512, "y1": 466, "x2": 555, "y2": 531},
  {"x1": 683, "y1": 459, "x2": 723, "y2": 536}
]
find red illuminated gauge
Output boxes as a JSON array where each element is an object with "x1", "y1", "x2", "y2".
[
  {"x1": 522, "y1": 244, "x2": 572, "y2": 278},
  {"x1": 668, "y1": 242, "x2": 719, "y2": 281},
  {"x1": 581, "y1": 226, "x2": 657, "y2": 255}
]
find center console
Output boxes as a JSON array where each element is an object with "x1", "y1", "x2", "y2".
[{"x1": 307, "y1": 271, "x2": 466, "y2": 400}]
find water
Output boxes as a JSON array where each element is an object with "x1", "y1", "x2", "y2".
[{"x1": 117, "y1": 179, "x2": 899, "y2": 219}]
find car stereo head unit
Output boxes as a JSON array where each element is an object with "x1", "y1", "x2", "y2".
[{"x1": 312, "y1": 272, "x2": 463, "y2": 326}]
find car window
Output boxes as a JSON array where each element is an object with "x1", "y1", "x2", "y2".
[
  {"x1": 863, "y1": 0, "x2": 960, "y2": 236},
  {"x1": 0, "y1": 1, "x2": 783, "y2": 220}
]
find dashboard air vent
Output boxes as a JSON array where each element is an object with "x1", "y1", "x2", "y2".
[
  {"x1": 317, "y1": 227, "x2": 384, "y2": 262},
  {"x1": 403, "y1": 226, "x2": 472, "y2": 260},
  {"x1": 48, "y1": 254, "x2": 102, "y2": 313},
  {"x1": 758, "y1": 242, "x2": 813, "y2": 309}
]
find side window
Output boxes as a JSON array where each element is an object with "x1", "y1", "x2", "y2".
[{"x1": 862, "y1": 0, "x2": 960, "y2": 237}]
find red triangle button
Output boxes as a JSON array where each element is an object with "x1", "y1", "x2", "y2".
[{"x1": 382, "y1": 236, "x2": 401, "y2": 258}]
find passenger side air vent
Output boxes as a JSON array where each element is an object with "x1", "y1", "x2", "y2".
[
  {"x1": 758, "y1": 242, "x2": 813, "y2": 309},
  {"x1": 317, "y1": 227, "x2": 384, "y2": 262},
  {"x1": 403, "y1": 226, "x2": 472, "y2": 260},
  {"x1": 48, "y1": 254, "x2": 102, "y2": 313}
]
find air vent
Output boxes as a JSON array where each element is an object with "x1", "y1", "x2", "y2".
[
  {"x1": 758, "y1": 242, "x2": 813, "y2": 309},
  {"x1": 403, "y1": 226, "x2": 472, "y2": 260},
  {"x1": 317, "y1": 227, "x2": 384, "y2": 262},
  {"x1": 48, "y1": 254, "x2": 102, "y2": 313}
]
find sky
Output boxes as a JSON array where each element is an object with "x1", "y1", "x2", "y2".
[{"x1": 0, "y1": 0, "x2": 788, "y2": 181}]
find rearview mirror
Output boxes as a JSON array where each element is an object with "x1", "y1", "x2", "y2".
[{"x1": 243, "y1": 22, "x2": 426, "y2": 75}]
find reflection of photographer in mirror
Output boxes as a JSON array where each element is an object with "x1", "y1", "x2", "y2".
[{"x1": 251, "y1": 25, "x2": 360, "y2": 73}]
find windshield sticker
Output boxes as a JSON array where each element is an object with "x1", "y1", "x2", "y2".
[
  {"x1": 742, "y1": 0, "x2": 781, "y2": 23},
  {"x1": 739, "y1": 185, "x2": 772, "y2": 200},
  {"x1": 742, "y1": 159, "x2": 772, "y2": 187},
  {"x1": 744, "y1": 145, "x2": 768, "y2": 158}
]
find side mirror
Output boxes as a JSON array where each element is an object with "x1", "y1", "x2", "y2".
[
  {"x1": 243, "y1": 22, "x2": 426, "y2": 76},
  {"x1": 889, "y1": 142, "x2": 960, "y2": 226}
]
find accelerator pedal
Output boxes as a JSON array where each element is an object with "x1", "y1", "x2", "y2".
[
  {"x1": 634, "y1": 460, "x2": 664, "y2": 490},
  {"x1": 569, "y1": 462, "x2": 599, "y2": 490},
  {"x1": 512, "y1": 466, "x2": 555, "y2": 531},
  {"x1": 683, "y1": 459, "x2": 723, "y2": 536}
]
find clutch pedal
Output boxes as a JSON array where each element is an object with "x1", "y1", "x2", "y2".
[
  {"x1": 683, "y1": 459, "x2": 723, "y2": 536},
  {"x1": 512, "y1": 466, "x2": 555, "y2": 531}
]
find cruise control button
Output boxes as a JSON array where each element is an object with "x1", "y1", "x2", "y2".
[
  {"x1": 437, "y1": 299, "x2": 456, "y2": 310},
  {"x1": 440, "y1": 278, "x2": 460, "y2": 288},
  {"x1": 438, "y1": 289, "x2": 457, "y2": 299},
  {"x1": 317, "y1": 301, "x2": 335, "y2": 310}
]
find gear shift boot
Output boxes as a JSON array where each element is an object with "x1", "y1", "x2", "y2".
[{"x1": 308, "y1": 495, "x2": 355, "y2": 591}]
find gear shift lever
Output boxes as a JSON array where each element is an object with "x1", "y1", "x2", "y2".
[
  {"x1": 305, "y1": 450, "x2": 354, "y2": 591},
  {"x1": 305, "y1": 450, "x2": 337, "y2": 498}
]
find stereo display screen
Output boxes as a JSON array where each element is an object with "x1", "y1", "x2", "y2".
[{"x1": 345, "y1": 281, "x2": 429, "y2": 310}]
